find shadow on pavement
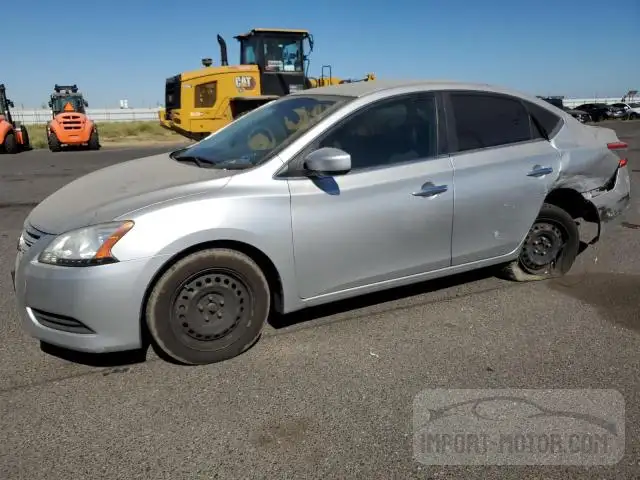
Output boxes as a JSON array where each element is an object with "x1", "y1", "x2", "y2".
[
  {"x1": 548, "y1": 272, "x2": 640, "y2": 332},
  {"x1": 40, "y1": 342, "x2": 149, "y2": 368},
  {"x1": 269, "y1": 266, "x2": 501, "y2": 330}
]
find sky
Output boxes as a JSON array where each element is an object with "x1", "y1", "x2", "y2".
[{"x1": 4, "y1": 0, "x2": 638, "y2": 109}]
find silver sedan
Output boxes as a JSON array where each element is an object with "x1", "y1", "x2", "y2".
[{"x1": 12, "y1": 80, "x2": 632, "y2": 365}]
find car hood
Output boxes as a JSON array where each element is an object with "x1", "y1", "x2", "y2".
[
  {"x1": 27, "y1": 152, "x2": 235, "y2": 234},
  {"x1": 567, "y1": 108, "x2": 588, "y2": 115}
]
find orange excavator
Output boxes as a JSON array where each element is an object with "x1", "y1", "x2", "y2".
[
  {"x1": 0, "y1": 83, "x2": 31, "y2": 154},
  {"x1": 46, "y1": 84, "x2": 100, "y2": 152}
]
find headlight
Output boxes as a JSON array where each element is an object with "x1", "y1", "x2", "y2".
[{"x1": 38, "y1": 221, "x2": 134, "y2": 267}]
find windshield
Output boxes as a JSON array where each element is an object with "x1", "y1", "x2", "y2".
[
  {"x1": 240, "y1": 38, "x2": 257, "y2": 64},
  {"x1": 263, "y1": 37, "x2": 304, "y2": 72},
  {"x1": 51, "y1": 95, "x2": 85, "y2": 114},
  {"x1": 174, "y1": 95, "x2": 350, "y2": 169}
]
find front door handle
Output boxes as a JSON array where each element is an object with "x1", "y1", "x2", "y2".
[
  {"x1": 412, "y1": 183, "x2": 448, "y2": 197},
  {"x1": 527, "y1": 165, "x2": 553, "y2": 177}
]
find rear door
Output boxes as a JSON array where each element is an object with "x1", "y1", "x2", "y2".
[{"x1": 443, "y1": 91, "x2": 563, "y2": 265}]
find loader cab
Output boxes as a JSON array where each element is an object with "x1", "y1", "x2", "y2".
[
  {"x1": 0, "y1": 83, "x2": 15, "y2": 125},
  {"x1": 48, "y1": 84, "x2": 89, "y2": 117},
  {"x1": 235, "y1": 28, "x2": 312, "y2": 96}
]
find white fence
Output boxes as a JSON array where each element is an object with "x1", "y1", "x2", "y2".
[
  {"x1": 561, "y1": 97, "x2": 635, "y2": 108},
  {"x1": 8, "y1": 97, "x2": 637, "y2": 125},
  {"x1": 12, "y1": 108, "x2": 162, "y2": 125}
]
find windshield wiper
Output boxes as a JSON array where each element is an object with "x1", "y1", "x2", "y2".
[
  {"x1": 173, "y1": 153, "x2": 255, "y2": 170},
  {"x1": 215, "y1": 162, "x2": 253, "y2": 170}
]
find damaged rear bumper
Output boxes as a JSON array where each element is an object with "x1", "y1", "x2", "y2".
[{"x1": 582, "y1": 166, "x2": 631, "y2": 242}]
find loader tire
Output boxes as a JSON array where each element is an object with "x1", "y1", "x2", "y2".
[
  {"x1": 88, "y1": 130, "x2": 100, "y2": 150},
  {"x1": 48, "y1": 133, "x2": 62, "y2": 152},
  {"x1": 3, "y1": 132, "x2": 18, "y2": 154},
  {"x1": 19, "y1": 126, "x2": 31, "y2": 151}
]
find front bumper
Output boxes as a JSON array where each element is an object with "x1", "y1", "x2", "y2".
[{"x1": 12, "y1": 238, "x2": 170, "y2": 353}]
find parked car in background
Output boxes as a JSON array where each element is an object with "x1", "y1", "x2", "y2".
[
  {"x1": 537, "y1": 96, "x2": 591, "y2": 123},
  {"x1": 611, "y1": 102, "x2": 640, "y2": 119},
  {"x1": 575, "y1": 103, "x2": 613, "y2": 122},
  {"x1": 12, "y1": 80, "x2": 632, "y2": 365},
  {"x1": 564, "y1": 107, "x2": 592, "y2": 123},
  {"x1": 607, "y1": 104, "x2": 627, "y2": 119}
]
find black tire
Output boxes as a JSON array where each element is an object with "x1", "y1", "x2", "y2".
[
  {"x1": 500, "y1": 203, "x2": 580, "y2": 282},
  {"x1": 3, "y1": 131, "x2": 18, "y2": 154},
  {"x1": 19, "y1": 126, "x2": 30, "y2": 151},
  {"x1": 88, "y1": 129, "x2": 100, "y2": 150},
  {"x1": 146, "y1": 248, "x2": 270, "y2": 365},
  {"x1": 48, "y1": 132, "x2": 61, "y2": 152}
]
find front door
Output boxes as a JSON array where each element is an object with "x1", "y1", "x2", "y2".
[{"x1": 286, "y1": 93, "x2": 454, "y2": 300}]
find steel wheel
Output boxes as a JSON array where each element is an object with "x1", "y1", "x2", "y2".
[
  {"x1": 501, "y1": 203, "x2": 580, "y2": 282},
  {"x1": 146, "y1": 248, "x2": 270, "y2": 365},
  {"x1": 170, "y1": 269, "x2": 251, "y2": 350},
  {"x1": 518, "y1": 221, "x2": 566, "y2": 275}
]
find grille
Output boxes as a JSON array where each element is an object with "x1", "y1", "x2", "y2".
[
  {"x1": 60, "y1": 114, "x2": 84, "y2": 130},
  {"x1": 31, "y1": 309, "x2": 95, "y2": 335}
]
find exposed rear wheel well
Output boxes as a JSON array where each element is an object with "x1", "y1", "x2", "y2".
[
  {"x1": 544, "y1": 188, "x2": 599, "y2": 224},
  {"x1": 140, "y1": 240, "x2": 284, "y2": 345}
]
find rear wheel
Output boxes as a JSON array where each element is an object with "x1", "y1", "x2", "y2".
[
  {"x1": 88, "y1": 129, "x2": 100, "y2": 150},
  {"x1": 146, "y1": 248, "x2": 270, "y2": 365},
  {"x1": 48, "y1": 132, "x2": 61, "y2": 152},
  {"x1": 19, "y1": 126, "x2": 30, "y2": 151},
  {"x1": 500, "y1": 203, "x2": 580, "y2": 281},
  {"x1": 3, "y1": 132, "x2": 18, "y2": 154}
]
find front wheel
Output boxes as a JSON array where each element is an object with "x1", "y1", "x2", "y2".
[
  {"x1": 3, "y1": 132, "x2": 18, "y2": 154},
  {"x1": 146, "y1": 248, "x2": 271, "y2": 365},
  {"x1": 500, "y1": 203, "x2": 580, "y2": 281},
  {"x1": 88, "y1": 130, "x2": 100, "y2": 150},
  {"x1": 48, "y1": 132, "x2": 61, "y2": 152}
]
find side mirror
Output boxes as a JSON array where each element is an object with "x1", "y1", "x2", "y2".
[
  {"x1": 48, "y1": 101, "x2": 53, "y2": 108},
  {"x1": 84, "y1": 100, "x2": 89, "y2": 107},
  {"x1": 303, "y1": 147, "x2": 351, "y2": 176}
]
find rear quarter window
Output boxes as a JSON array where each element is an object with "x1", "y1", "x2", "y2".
[{"x1": 523, "y1": 101, "x2": 563, "y2": 139}]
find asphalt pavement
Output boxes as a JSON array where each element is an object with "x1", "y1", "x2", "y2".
[{"x1": 0, "y1": 130, "x2": 639, "y2": 479}]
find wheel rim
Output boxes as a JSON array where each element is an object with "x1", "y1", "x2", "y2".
[
  {"x1": 170, "y1": 269, "x2": 251, "y2": 349},
  {"x1": 519, "y1": 221, "x2": 566, "y2": 275}
]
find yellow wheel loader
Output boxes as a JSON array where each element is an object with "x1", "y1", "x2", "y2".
[{"x1": 159, "y1": 28, "x2": 375, "y2": 140}]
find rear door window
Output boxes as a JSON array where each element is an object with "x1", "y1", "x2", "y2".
[{"x1": 448, "y1": 92, "x2": 532, "y2": 152}]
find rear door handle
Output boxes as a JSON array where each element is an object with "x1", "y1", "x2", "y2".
[
  {"x1": 527, "y1": 165, "x2": 553, "y2": 177},
  {"x1": 412, "y1": 183, "x2": 448, "y2": 197}
]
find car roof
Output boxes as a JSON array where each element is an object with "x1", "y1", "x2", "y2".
[{"x1": 289, "y1": 79, "x2": 539, "y2": 100}]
